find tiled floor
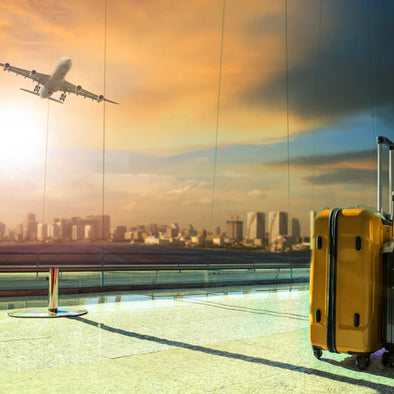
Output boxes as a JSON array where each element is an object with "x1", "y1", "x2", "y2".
[{"x1": 0, "y1": 284, "x2": 393, "y2": 393}]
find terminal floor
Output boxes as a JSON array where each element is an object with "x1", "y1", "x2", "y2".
[{"x1": 0, "y1": 284, "x2": 393, "y2": 393}]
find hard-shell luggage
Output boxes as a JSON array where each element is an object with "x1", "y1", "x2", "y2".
[
  {"x1": 310, "y1": 136, "x2": 394, "y2": 370},
  {"x1": 381, "y1": 241, "x2": 394, "y2": 366}
]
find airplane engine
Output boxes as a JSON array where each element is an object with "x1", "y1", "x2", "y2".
[
  {"x1": 97, "y1": 95, "x2": 104, "y2": 103},
  {"x1": 29, "y1": 70, "x2": 37, "y2": 77},
  {"x1": 75, "y1": 85, "x2": 82, "y2": 92},
  {"x1": 3, "y1": 63, "x2": 10, "y2": 71}
]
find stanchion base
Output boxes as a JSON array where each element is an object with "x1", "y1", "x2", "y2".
[{"x1": 8, "y1": 308, "x2": 88, "y2": 318}]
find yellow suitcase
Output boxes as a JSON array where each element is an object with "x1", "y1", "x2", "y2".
[
  {"x1": 310, "y1": 208, "x2": 391, "y2": 369},
  {"x1": 310, "y1": 136, "x2": 394, "y2": 369}
]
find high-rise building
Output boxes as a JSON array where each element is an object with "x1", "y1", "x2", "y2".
[
  {"x1": 0, "y1": 222, "x2": 5, "y2": 240},
  {"x1": 226, "y1": 220, "x2": 243, "y2": 241},
  {"x1": 246, "y1": 212, "x2": 265, "y2": 241},
  {"x1": 37, "y1": 223, "x2": 47, "y2": 242},
  {"x1": 76, "y1": 219, "x2": 95, "y2": 240},
  {"x1": 166, "y1": 226, "x2": 177, "y2": 238},
  {"x1": 23, "y1": 213, "x2": 38, "y2": 242},
  {"x1": 198, "y1": 229, "x2": 207, "y2": 238},
  {"x1": 183, "y1": 224, "x2": 196, "y2": 237},
  {"x1": 84, "y1": 215, "x2": 110, "y2": 241},
  {"x1": 171, "y1": 222, "x2": 179, "y2": 234},
  {"x1": 136, "y1": 225, "x2": 146, "y2": 232},
  {"x1": 71, "y1": 217, "x2": 81, "y2": 225},
  {"x1": 84, "y1": 224, "x2": 95, "y2": 240},
  {"x1": 27, "y1": 213, "x2": 36, "y2": 223},
  {"x1": 60, "y1": 218, "x2": 72, "y2": 241},
  {"x1": 148, "y1": 223, "x2": 158, "y2": 236},
  {"x1": 113, "y1": 226, "x2": 127, "y2": 241},
  {"x1": 132, "y1": 231, "x2": 143, "y2": 241},
  {"x1": 7, "y1": 229, "x2": 16, "y2": 242},
  {"x1": 48, "y1": 223, "x2": 61, "y2": 241},
  {"x1": 14, "y1": 224, "x2": 23, "y2": 241},
  {"x1": 291, "y1": 218, "x2": 301, "y2": 238},
  {"x1": 268, "y1": 211, "x2": 288, "y2": 244},
  {"x1": 94, "y1": 215, "x2": 111, "y2": 241},
  {"x1": 72, "y1": 224, "x2": 85, "y2": 241}
]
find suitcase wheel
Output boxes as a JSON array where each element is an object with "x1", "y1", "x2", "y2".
[
  {"x1": 313, "y1": 347, "x2": 322, "y2": 360},
  {"x1": 381, "y1": 351, "x2": 394, "y2": 367},
  {"x1": 356, "y1": 354, "x2": 370, "y2": 370}
]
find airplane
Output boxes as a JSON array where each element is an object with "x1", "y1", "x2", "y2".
[{"x1": 0, "y1": 55, "x2": 118, "y2": 104}]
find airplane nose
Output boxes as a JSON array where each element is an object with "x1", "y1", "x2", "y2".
[{"x1": 63, "y1": 56, "x2": 72, "y2": 67}]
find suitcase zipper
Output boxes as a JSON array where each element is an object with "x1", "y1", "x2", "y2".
[{"x1": 327, "y1": 208, "x2": 341, "y2": 353}]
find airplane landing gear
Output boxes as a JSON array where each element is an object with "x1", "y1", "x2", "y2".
[
  {"x1": 33, "y1": 84, "x2": 41, "y2": 93},
  {"x1": 60, "y1": 93, "x2": 67, "y2": 102}
]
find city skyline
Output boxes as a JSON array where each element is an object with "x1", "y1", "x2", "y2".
[
  {"x1": 0, "y1": 209, "x2": 307, "y2": 243},
  {"x1": 0, "y1": 1, "x2": 394, "y2": 234}
]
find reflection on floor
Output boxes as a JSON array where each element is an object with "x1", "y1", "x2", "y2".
[{"x1": 0, "y1": 284, "x2": 393, "y2": 393}]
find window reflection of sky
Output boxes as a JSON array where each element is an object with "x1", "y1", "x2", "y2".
[{"x1": 0, "y1": 1, "x2": 393, "y2": 233}]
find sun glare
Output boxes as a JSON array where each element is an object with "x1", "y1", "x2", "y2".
[{"x1": 0, "y1": 108, "x2": 44, "y2": 168}]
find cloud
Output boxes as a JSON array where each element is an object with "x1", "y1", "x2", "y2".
[
  {"x1": 255, "y1": 144, "x2": 377, "y2": 168},
  {"x1": 181, "y1": 197, "x2": 211, "y2": 207},
  {"x1": 123, "y1": 201, "x2": 137, "y2": 211},
  {"x1": 241, "y1": 1, "x2": 394, "y2": 126},
  {"x1": 259, "y1": 147, "x2": 379, "y2": 187},
  {"x1": 279, "y1": 149, "x2": 375, "y2": 169},
  {"x1": 1, "y1": 0, "x2": 392, "y2": 231},
  {"x1": 306, "y1": 168, "x2": 376, "y2": 185},
  {"x1": 167, "y1": 185, "x2": 192, "y2": 195},
  {"x1": 223, "y1": 170, "x2": 243, "y2": 179},
  {"x1": 5, "y1": 0, "x2": 385, "y2": 155},
  {"x1": 247, "y1": 189, "x2": 266, "y2": 198}
]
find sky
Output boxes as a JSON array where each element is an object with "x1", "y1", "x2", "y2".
[{"x1": 0, "y1": 0, "x2": 394, "y2": 234}]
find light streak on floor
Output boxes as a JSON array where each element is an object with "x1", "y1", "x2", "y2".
[{"x1": 0, "y1": 283, "x2": 393, "y2": 393}]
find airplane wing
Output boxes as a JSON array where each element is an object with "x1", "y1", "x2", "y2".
[
  {"x1": 60, "y1": 79, "x2": 119, "y2": 104},
  {"x1": 0, "y1": 62, "x2": 49, "y2": 85}
]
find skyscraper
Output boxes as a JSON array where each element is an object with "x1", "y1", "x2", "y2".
[
  {"x1": 87, "y1": 215, "x2": 111, "y2": 241},
  {"x1": 60, "y1": 218, "x2": 72, "y2": 241},
  {"x1": 291, "y1": 218, "x2": 301, "y2": 238},
  {"x1": 24, "y1": 213, "x2": 37, "y2": 242},
  {"x1": 48, "y1": 222, "x2": 61, "y2": 241},
  {"x1": 113, "y1": 226, "x2": 127, "y2": 241},
  {"x1": 268, "y1": 211, "x2": 288, "y2": 244},
  {"x1": 96, "y1": 215, "x2": 111, "y2": 240},
  {"x1": 37, "y1": 223, "x2": 47, "y2": 242},
  {"x1": 0, "y1": 222, "x2": 6, "y2": 240},
  {"x1": 148, "y1": 223, "x2": 158, "y2": 236},
  {"x1": 28, "y1": 213, "x2": 36, "y2": 221},
  {"x1": 226, "y1": 220, "x2": 243, "y2": 241},
  {"x1": 72, "y1": 224, "x2": 85, "y2": 241},
  {"x1": 246, "y1": 212, "x2": 265, "y2": 240},
  {"x1": 84, "y1": 224, "x2": 95, "y2": 240}
]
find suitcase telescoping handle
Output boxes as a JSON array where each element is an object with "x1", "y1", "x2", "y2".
[{"x1": 377, "y1": 136, "x2": 394, "y2": 216}]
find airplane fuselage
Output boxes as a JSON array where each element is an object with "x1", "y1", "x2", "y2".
[{"x1": 40, "y1": 56, "x2": 72, "y2": 99}]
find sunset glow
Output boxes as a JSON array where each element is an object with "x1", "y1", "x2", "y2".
[
  {"x1": 0, "y1": 107, "x2": 44, "y2": 168},
  {"x1": 0, "y1": 0, "x2": 393, "y2": 235}
]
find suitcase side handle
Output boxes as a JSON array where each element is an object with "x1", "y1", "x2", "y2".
[{"x1": 377, "y1": 136, "x2": 394, "y2": 216}]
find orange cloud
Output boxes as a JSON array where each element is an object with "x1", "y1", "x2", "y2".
[{"x1": 0, "y1": 0, "x2": 327, "y2": 156}]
